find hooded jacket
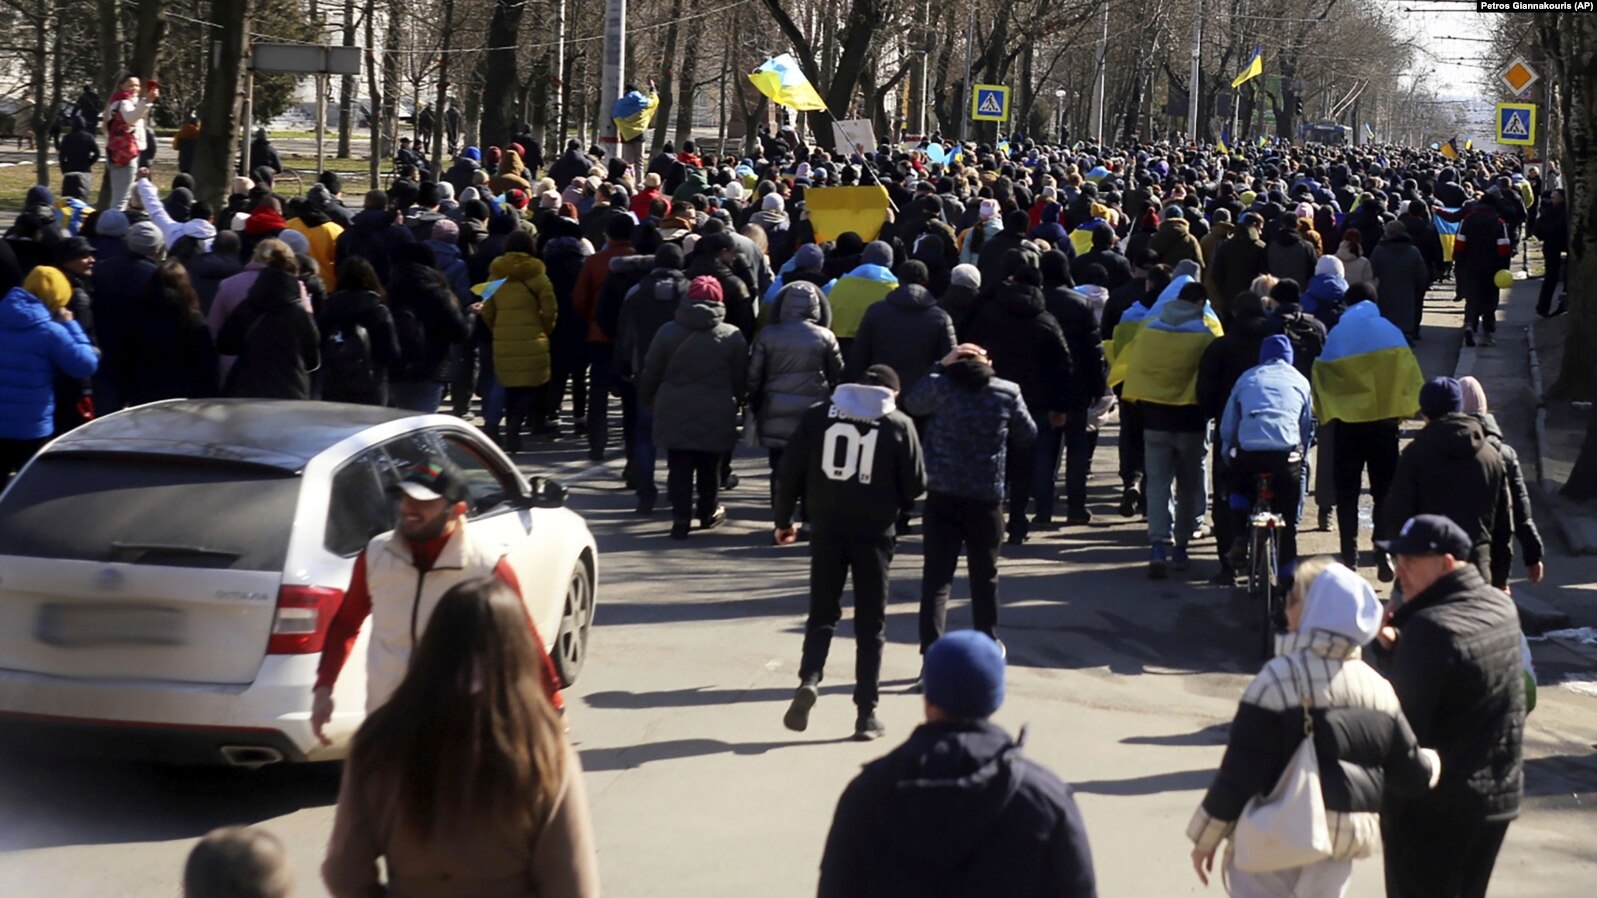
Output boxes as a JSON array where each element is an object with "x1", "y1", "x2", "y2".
[
  {"x1": 1264, "y1": 227, "x2": 1317, "y2": 286},
  {"x1": 774, "y1": 383, "x2": 924, "y2": 536},
  {"x1": 335, "y1": 208, "x2": 414, "y2": 286},
  {"x1": 748, "y1": 282, "x2": 843, "y2": 449},
  {"x1": 1370, "y1": 230, "x2": 1428, "y2": 336},
  {"x1": 1387, "y1": 563, "x2": 1524, "y2": 824},
  {"x1": 1385, "y1": 413, "x2": 1513, "y2": 587},
  {"x1": 1195, "y1": 309, "x2": 1277, "y2": 421},
  {"x1": 1476, "y1": 412, "x2": 1543, "y2": 581},
  {"x1": 903, "y1": 360, "x2": 1036, "y2": 502},
  {"x1": 1189, "y1": 565, "x2": 1440, "y2": 862},
  {"x1": 637, "y1": 299, "x2": 749, "y2": 453},
  {"x1": 387, "y1": 259, "x2": 470, "y2": 383},
  {"x1": 482, "y1": 252, "x2": 559, "y2": 388},
  {"x1": 819, "y1": 719, "x2": 1096, "y2": 898},
  {"x1": 966, "y1": 282, "x2": 1075, "y2": 416},
  {"x1": 1040, "y1": 276, "x2": 1108, "y2": 410},
  {"x1": 1147, "y1": 217, "x2": 1203, "y2": 268},
  {"x1": 849, "y1": 284, "x2": 957, "y2": 395},
  {"x1": 215, "y1": 267, "x2": 321, "y2": 400},
  {"x1": 1304, "y1": 255, "x2": 1349, "y2": 319},
  {"x1": 0, "y1": 286, "x2": 98, "y2": 439},
  {"x1": 1219, "y1": 336, "x2": 1313, "y2": 456},
  {"x1": 615, "y1": 265, "x2": 690, "y2": 381}
]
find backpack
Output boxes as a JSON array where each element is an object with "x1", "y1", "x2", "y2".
[
  {"x1": 391, "y1": 305, "x2": 429, "y2": 380},
  {"x1": 321, "y1": 321, "x2": 379, "y2": 402},
  {"x1": 1280, "y1": 313, "x2": 1325, "y2": 379}
]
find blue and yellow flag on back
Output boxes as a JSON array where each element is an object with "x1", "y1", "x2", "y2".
[
  {"x1": 1311, "y1": 301, "x2": 1422, "y2": 424},
  {"x1": 611, "y1": 90, "x2": 659, "y2": 141},
  {"x1": 750, "y1": 54, "x2": 828, "y2": 111},
  {"x1": 1108, "y1": 274, "x2": 1223, "y2": 387},
  {"x1": 1122, "y1": 305, "x2": 1219, "y2": 406}
]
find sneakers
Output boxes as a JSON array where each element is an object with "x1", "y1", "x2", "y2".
[
  {"x1": 700, "y1": 505, "x2": 727, "y2": 530},
  {"x1": 635, "y1": 495, "x2": 656, "y2": 516},
  {"x1": 1482, "y1": 332, "x2": 1496, "y2": 347},
  {"x1": 1148, "y1": 544, "x2": 1168, "y2": 580},
  {"x1": 853, "y1": 710, "x2": 886, "y2": 742},
  {"x1": 721, "y1": 472, "x2": 740, "y2": 490},
  {"x1": 1171, "y1": 544, "x2": 1191, "y2": 573},
  {"x1": 783, "y1": 680, "x2": 819, "y2": 732},
  {"x1": 1031, "y1": 515, "x2": 1062, "y2": 532},
  {"x1": 1120, "y1": 483, "x2": 1142, "y2": 517}
]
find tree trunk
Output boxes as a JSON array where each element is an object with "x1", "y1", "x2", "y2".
[
  {"x1": 650, "y1": 0, "x2": 683, "y2": 152},
  {"x1": 480, "y1": 0, "x2": 524, "y2": 149},
  {"x1": 95, "y1": 0, "x2": 123, "y2": 92},
  {"x1": 380, "y1": 0, "x2": 401, "y2": 160},
  {"x1": 193, "y1": 0, "x2": 251, "y2": 209},
  {"x1": 673, "y1": 30, "x2": 698, "y2": 144},
  {"x1": 430, "y1": 0, "x2": 454, "y2": 178},
  {"x1": 337, "y1": 0, "x2": 355, "y2": 158},
  {"x1": 29, "y1": 0, "x2": 51, "y2": 188},
  {"x1": 363, "y1": 0, "x2": 380, "y2": 187},
  {"x1": 130, "y1": 0, "x2": 168, "y2": 82}
]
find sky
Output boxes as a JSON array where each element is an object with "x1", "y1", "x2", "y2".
[{"x1": 1396, "y1": 2, "x2": 1516, "y2": 144}]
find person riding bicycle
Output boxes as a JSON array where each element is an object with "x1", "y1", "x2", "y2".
[{"x1": 1219, "y1": 335, "x2": 1313, "y2": 592}]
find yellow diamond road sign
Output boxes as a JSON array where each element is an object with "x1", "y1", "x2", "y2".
[{"x1": 1498, "y1": 57, "x2": 1539, "y2": 97}]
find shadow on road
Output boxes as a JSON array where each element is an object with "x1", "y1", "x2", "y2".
[
  {"x1": 580, "y1": 736, "x2": 853, "y2": 771},
  {"x1": 1070, "y1": 767, "x2": 1214, "y2": 796},
  {"x1": 0, "y1": 753, "x2": 341, "y2": 851},
  {"x1": 1122, "y1": 722, "x2": 1232, "y2": 747}
]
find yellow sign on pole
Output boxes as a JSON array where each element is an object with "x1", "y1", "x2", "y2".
[
  {"x1": 1496, "y1": 103, "x2": 1536, "y2": 147},
  {"x1": 971, "y1": 84, "x2": 1011, "y2": 122}
]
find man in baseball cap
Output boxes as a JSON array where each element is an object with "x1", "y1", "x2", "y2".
[{"x1": 816, "y1": 631, "x2": 1097, "y2": 895}]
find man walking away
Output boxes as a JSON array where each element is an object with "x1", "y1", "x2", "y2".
[
  {"x1": 817, "y1": 631, "x2": 1097, "y2": 898},
  {"x1": 778, "y1": 366, "x2": 924, "y2": 742},
  {"x1": 1453, "y1": 199, "x2": 1512, "y2": 347},
  {"x1": 1378, "y1": 515, "x2": 1525, "y2": 898},
  {"x1": 905, "y1": 344, "x2": 1036, "y2": 663},
  {"x1": 1533, "y1": 189, "x2": 1567, "y2": 318}
]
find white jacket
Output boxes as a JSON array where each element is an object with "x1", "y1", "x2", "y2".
[
  {"x1": 104, "y1": 95, "x2": 153, "y2": 155},
  {"x1": 362, "y1": 523, "x2": 507, "y2": 711}
]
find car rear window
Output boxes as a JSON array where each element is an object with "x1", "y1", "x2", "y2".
[{"x1": 0, "y1": 455, "x2": 301, "y2": 571}]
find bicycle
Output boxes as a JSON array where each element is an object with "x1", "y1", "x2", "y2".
[{"x1": 1240, "y1": 471, "x2": 1285, "y2": 660}]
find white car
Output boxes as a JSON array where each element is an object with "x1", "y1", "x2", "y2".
[{"x1": 0, "y1": 399, "x2": 597, "y2": 766}]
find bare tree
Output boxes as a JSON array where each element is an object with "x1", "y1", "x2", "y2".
[{"x1": 193, "y1": 0, "x2": 252, "y2": 208}]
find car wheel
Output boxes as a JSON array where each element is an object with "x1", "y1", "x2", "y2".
[{"x1": 553, "y1": 562, "x2": 593, "y2": 687}]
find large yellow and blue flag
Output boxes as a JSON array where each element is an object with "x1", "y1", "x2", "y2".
[
  {"x1": 1231, "y1": 47, "x2": 1263, "y2": 89},
  {"x1": 1108, "y1": 273, "x2": 1224, "y2": 386},
  {"x1": 749, "y1": 54, "x2": 828, "y2": 112},
  {"x1": 1122, "y1": 303, "x2": 1220, "y2": 406},
  {"x1": 611, "y1": 89, "x2": 659, "y2": 141},
  {"x1": 1433, "y1": 207, "x2": 1465, "y2": 263},
  {"x1": 805, "y1": 186, "x2": 892, "y2": 244},
  {"x1": 1311, "y1": 301, "x2": 1422, "y2": 424}
]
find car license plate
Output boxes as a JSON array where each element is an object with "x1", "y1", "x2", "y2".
[{"x1": 34, "y1": 603, "x2": 187, "y2": 648}]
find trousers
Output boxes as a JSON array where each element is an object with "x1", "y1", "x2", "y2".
[
  {"x1": 1537, "y1": 246, "x2": 1565, "y2": 315},
  {"x1": 919, "y1": 492, "x2": 1003, "y2": 651},
  {"x1": 1117, "y1": 391, "x2": 1145, "y2": 489},
  {"x1": 799, "y1": 527, "x2": 893, "y2": 709},
  {"x1": 1228, "y1": 448, "x2": 1303, "y2": 578},
  {"x1": 1145, "y1": 428, "x2": 1209, "y2": 546},
  {"x1": 1332, "y1": 419, "x2": 1399, "y2": 557},
  {"x1": 1383, "y1": 814, "x2": 1509, "y2": 898},
  {"x1": 666, "y1": 449, "x2": 720, "y2": 523}
]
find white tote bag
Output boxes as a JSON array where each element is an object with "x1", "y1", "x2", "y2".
[{"x1": 1231, "y1": 656, "x2": 1335, "y2": 873}]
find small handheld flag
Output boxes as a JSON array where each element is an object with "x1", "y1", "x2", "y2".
[
  {"x1": 1231, "y1": 47, "x2": 1263, "y2": 89},
  {"x1": 749, "y1": 54, "x2": 828, "y2": 112}
]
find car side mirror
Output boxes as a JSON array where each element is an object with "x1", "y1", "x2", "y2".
[{"x1": 524, "y1": 476, "x2": 567, "y2": 509}]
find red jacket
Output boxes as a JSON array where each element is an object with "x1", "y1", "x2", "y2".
[
  {"x1": 573, "y1": 241, "x2": 633, "y2": 343},
  {"x1": 631, "y1": 187, "x2": 662, "y2": 220}
]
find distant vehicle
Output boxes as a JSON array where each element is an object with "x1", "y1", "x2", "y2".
[
  {"x1": 1302, "y1": 121, "x2": 1352, "y2": 145},
  {"x1": 0, "y1": 400, "x2": 598, "y2": 767}
]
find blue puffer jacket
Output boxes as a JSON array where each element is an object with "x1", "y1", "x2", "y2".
[
  {"x1": 0, "y1": 287, "x2": 99, "y2": 440},
  {"x1": 904, "y1": 360, "x2": 1037, "y2": 502}
]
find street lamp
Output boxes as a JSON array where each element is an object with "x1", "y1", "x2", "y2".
[{"x1": 1055, "y1": 88, "x2": 1068, "y2": 143}]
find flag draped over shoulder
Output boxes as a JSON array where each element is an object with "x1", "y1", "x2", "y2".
[
  {"x1": 1433, "y1": 207, "x2": 1465, "y2": 262},
  {"x1": 749, "y1": 54, "x2": 828, "y2": 111},
  {"x1": 611, "y1": 90, "x2": 659, "y2": 141},
  {"x1": 1311, "y1": 301, "x2": 1422, "y2": 424},
  {"x1": 1231, "y1": 47, "x2": 1263, "y2": 89},
  {"x1": 1122, "y1": 309, "x2": 1218, "y2": 406},
  {"x1": 1107, "y1": 274, "x2": 1223, "y2": 387}
]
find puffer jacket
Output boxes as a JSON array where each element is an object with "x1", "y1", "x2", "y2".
[
  {"x1": 0, "y1": 287, "x2": 98, "y2": 440},
  {"x1": 1384, "y1": 413, "x2": 1512, "y2": 588},
  {"x1": 482, "y1": 252, "x2": 559, "y2": 388},
  {"x1": 1264, "y1": 228, "x2": 1317, "y2": 286},
  {"x1": 1369, "y1": 232, "x2": 1427, "y2": 336},
  {"x1": 1477, "y1": 412, "x2": 1544, "y2": 582},
  {"x1": 637, "y1": 299, "x2": 749, "y2": 453},
  {"x1": 1188, "y1": 629, "x2": 1439, "y2": 861},
  {"x1": 749, "y1": 282, "x2": 844, "y2": 449},
  {"x1": 615, "y1": 266, "x2": 689, "y2": 381},
  {"x1": 903, "y1": 360, "x2": 1037, "y2": 502},
  {"x1": 848, "y1": 284, "x2": 956, "y2": 395},
  {"x1": 1147, "y1": 218, "x2": 1203, "y2": 267},
  {"x1": 1387, "y1": 563, "x2": 1525, "y2": 823},
  {"x1": 966, "y1": 282, "x2": 1075, "y2": 416}
]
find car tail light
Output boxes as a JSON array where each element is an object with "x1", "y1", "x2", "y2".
[{"x1": 268, "y1": 586, "x2": 344, "y2": 654}]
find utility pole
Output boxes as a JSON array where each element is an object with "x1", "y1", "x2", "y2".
[
  {"x1": 550, "y1": 0, "x2": 566, "y2": 146},
  {"x1": 1186, "y1": 0, "x2": 1202, "y2": 141},
  {"x1": 958, "y1": 0, "x2": 975, "y2": 142},
  {"x1": 1091, "y1": 0, "x2": 1107, "y2": 143},
  {"x1": 597, "y1": 0, "x2": 625, "y2": 156}
]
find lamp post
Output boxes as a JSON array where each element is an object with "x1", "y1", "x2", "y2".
[{"x1": 1055, "y1": 88, "x2": 1068, "y2": 142}]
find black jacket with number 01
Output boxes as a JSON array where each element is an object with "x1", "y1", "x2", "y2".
[{"x1": 773, "y1": 386, "x2": 924, "y2": 537}]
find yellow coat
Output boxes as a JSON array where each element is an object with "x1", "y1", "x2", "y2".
[
  {"x1": 285, "y1": 218, "x2": 344, "y2": 291},
  {"x1": 482, "y1": 252, "x2": 558, "y2": 388}
]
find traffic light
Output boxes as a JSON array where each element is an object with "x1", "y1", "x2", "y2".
[{"x1": 1293, "y1": 96, "x2": 1304, "y2": 118}]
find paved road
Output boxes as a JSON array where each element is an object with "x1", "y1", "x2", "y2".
[{"x1": 1, "y1": 288, "x2": 1594, "y2": 896}]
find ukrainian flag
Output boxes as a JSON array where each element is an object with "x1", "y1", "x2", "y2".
[
  {"x1": 1217, "y1": 126, "x2": 1230, "y2": 155},
  {"x1": 1311, "y1": 301, "x2": 1422, "y2": 424},
  {"x1": 611, "y1": 89, "x2": 659, "y2": 141},
  {"x1": 1069, "y1": 206, "x2": 1110, "y2": 255},
  {"x1": 1231, "y1": 47, "x2": 1263, "y2": 89},
  {"x1": 1122, "y1": 306, "x2": 1219, "y2": 406},
  {"x1": 1433, "y1": 207, "x2": 1464, "y2": 263},
  {"x1": 1107, "y1": 273, "x2": 1223, "y2": 386},
  {"x1": 805, "y1": 186, "x2": 892, "y2": 243},
  {"x1": 1439, "y1": 137, "x2": 1459, "y2": 160},
  {"x1": 749, "y1": 54, "x2": 828, "y2": 112}
]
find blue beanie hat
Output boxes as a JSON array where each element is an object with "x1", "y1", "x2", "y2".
[
  {"x1": 1259, "y1": 334, "x2": 1294, "y2": 367},
  {"x1": 1420, "y1": 376, "x2": 1464, "y2": 419},
  {"x1": 923, "y1": 631, "x2": 1005, "y2": 719}
]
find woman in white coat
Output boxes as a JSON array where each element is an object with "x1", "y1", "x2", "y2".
[{"x1": 103, "y1": 74, "x2": 157, "y2": 210}]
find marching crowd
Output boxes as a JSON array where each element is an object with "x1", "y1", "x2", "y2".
[{"x1": 0, "y1": 70, "x2": 1559, "y2": 898}]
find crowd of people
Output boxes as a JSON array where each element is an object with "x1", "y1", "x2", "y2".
[{"x1": 1, "y1": 81, "x2": 1557, "y2": 896}]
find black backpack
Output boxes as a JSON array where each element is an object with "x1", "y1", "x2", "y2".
[
  {"x1": 1280, "y1": 312, "x2": 1325, "y2": 379},
  {"x1": 390, "y1": 305, "x2": 429, "y2": 380},
  {"x1": 321, "y1": 321, "x2": 379, "y2": 402}
]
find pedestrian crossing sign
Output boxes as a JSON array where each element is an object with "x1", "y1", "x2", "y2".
[
  {"x1": 971, "y1": 84, "x2": 1011, "y2": 122},
  {"x1": 1496, "y1": 103, "x2": 1535, "y2": 147}
]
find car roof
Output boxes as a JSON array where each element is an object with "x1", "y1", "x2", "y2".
[{"x1": 47, "y1": 399, "x2": 420, "y2": 471}]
